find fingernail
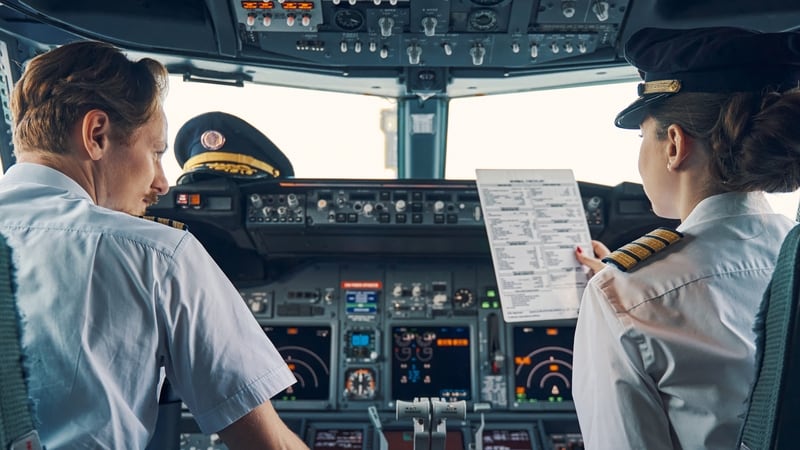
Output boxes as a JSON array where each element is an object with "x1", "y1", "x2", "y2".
[{"x1": 576, "y1": 247, "x2": 583, "y2": 254}]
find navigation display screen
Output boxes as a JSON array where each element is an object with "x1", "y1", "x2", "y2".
[
  {"x1": 512, "y1": 325, "x2": 575, "y2": 404},
  {"x1": 263, "y1": 325, "x2": 332, "y2": 401},
  {"x1": 391, "y1": 325, "x2": 471, "y2": 401}
]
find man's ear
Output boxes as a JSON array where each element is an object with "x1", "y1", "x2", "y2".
[
  {"x1": 82, "y1": 109, "x2": 111, "y2": 161},
  {"x1": 666, "y1": 123, "x2": 690, "y2": 170}
]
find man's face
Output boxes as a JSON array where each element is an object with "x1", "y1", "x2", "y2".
[{"x1": 99, "y1": 108, "x2": 170, "y2": 215}]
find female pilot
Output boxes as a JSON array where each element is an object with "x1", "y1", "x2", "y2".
[{"x1": 572, "y1": 27, "x2": 800, "y2": 450}]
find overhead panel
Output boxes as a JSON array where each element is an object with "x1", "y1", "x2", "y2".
[{"x1": 233, "y1": 0, "x2": 630, "y2": 71}]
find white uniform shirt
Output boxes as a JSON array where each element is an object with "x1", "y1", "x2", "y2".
[
  {"x1": 0, "y1": 163, "x2": 296, "y2": 449},
  {"x1": 573, "y1": 191, "x2": 795, "y2": 450}
]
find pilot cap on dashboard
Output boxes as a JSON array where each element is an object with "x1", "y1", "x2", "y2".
[
  {"x1": 614, "y1": 27, "x2": 800, "y2": 129},
  {"x1": 174, "y1": 111, "x2": 294, "y2": 184}
]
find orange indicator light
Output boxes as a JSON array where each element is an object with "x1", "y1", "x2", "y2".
[{"x1": 242, "y1": 1, "x2": 275, "y2": 9}]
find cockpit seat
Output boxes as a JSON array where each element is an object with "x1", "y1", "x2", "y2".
[
  {"x1": 0, "y1": 233, "x2": 42, "y2": 450},
  {"x1": 738, "y1": 224, "x2": 800, "y2": 449}
]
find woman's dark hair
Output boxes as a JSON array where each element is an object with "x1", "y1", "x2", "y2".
[
  {"x1": 646, "y1": 88, "x2": 800, "y2": 193},
  {"x1": 10, "y1": 40, "x2": 168, "y2": 155}
]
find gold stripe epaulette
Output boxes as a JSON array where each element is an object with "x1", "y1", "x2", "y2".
[
  {"x1": 138, "y1": 215, "x2": 188, "y2": 231},
  {"x1": 601, "y1": 227, "x2": 683, "y2": 272}
]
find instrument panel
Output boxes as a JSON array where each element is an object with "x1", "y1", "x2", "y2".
[
  {"x1": 146, "y1": 178, "x2": 675, "y2": 449},
  {"x1": 247, "y1": 260, "x2": 580, "y2": 413},
  {"x1": 183, "y1": 259, "x2": 583, "y2": 450}
]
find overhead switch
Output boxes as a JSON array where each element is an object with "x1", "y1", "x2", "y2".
[
  {"x1": 422, "y1": 16, "x2": 437, "y2": 37},
  {"x1": 470, "y1": 44, "x2": 486, "y2": 66}
]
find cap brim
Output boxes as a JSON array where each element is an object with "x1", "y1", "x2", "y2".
[{"x1": 614, "y1": 93, "x2": 674, "y2": 129}]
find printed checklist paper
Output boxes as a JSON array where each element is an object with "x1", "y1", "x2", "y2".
[{"x1": 475, "y1": 169, "x2": 593, "y2": 322}]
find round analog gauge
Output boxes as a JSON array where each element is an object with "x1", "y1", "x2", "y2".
[
  {"x1": 334, "y1": 9, "x2": 365, "y2": 31},
  {"x1": 345, "y1": 368, "x2": 376, "y2": 399},
  {"x1": 452, "y1": 288, "x2": 475, "y2": 308}
]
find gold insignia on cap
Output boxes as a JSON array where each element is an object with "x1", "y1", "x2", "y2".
[
  {"x1": 138, "y1": 215, "x2": 188, "y2": 231},
  {"x1": 200, "y1": 130, "x2": 226, "y2": 150},
  {"x1": 182, "y1": 151, "x2": 280, "y2": 178},
  {"x1": 602, "y1": 227, "x2": 683, "y2": 272},
  {"x1": 639, "y1": 79, "x2": 682, "y2": 96},
  {"x1": 203, "y1": 162, "x2": 258, "y2": 176}
]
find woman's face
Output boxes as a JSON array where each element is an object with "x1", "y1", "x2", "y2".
[{"x1": 638, "y1": 116, "x2": 677, "y2": 219}]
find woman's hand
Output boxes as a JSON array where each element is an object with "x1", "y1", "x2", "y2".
[{"x1": 576, "y1": 240, "x2": 611, "y2": 276}]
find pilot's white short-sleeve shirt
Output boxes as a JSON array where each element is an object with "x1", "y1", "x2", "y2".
[
  {"x1": 0, "y1": 163, "x2": 296, "y2": 449},
  {"x1": 573, "y1": 191, "x2": 795, "y2": 450}
]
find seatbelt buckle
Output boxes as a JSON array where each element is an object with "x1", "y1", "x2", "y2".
[{"x1": 9, "y1": 430, "x2": 43, "y2": 450}]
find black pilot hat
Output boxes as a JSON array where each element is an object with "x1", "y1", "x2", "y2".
[
  {"x1": 615, "y1": 27, "x2": 800, "y2": 129},
  {"x1": 174, "y1": 111, "x2": 294, "y2": 184}
]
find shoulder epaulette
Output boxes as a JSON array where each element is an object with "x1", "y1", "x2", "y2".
[
  {"x1": 138, "y1": 215, "x2": 188, "y2": 231},
  {"x1": 601, "y1": 227, "x2": 683, "y2": 272}
]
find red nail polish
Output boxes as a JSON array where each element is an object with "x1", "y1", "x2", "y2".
[{"x1": 576, "y1": 247, "x2": 583, "y2": 254}]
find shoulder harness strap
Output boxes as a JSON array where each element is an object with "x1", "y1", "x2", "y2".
[{"x1": 602, "y1": 227, "x2": 683, "y2": 272}]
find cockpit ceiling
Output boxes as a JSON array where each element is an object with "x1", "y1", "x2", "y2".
[{"x1": 0, "y1": 0, "x2": 797, "y2": 97}]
